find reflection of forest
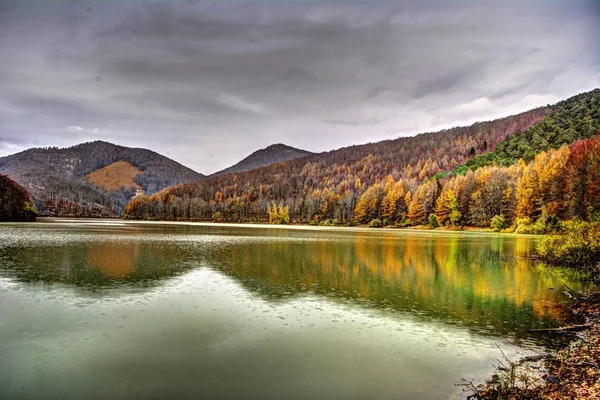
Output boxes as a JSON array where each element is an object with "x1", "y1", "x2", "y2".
[
  {"x1": 208, "y1": 234, "x2": 588, "y2": 333},
  {"x1": 1, "y1": 227, "x2": 589, "y2": 337}
]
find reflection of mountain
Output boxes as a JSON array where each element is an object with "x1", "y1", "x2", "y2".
[
  {"x1": 0, "y1": 223, "x2": 589, "y2": 344},
  {"x1": 1, "y1": 239, "x2": 197, "y2": 286},
  {"x1": 204, "y1": 233, "x2": 589, "y2": 338},
  {"x1": 88, "y1": 242, "x2": 137, "y2": 278}
]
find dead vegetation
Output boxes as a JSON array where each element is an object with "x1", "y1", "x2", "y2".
[
  {"x1": 85, "y1": 160, "x2": 143, "y2": 192},
  {"x1": 459, "y1": 281, "x2": 600, "y2": 399}
]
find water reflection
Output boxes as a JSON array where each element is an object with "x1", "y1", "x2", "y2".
[
  {"x1": 0, "y1": 221, "x2": 592, "y2": 399},
  {"x1": 0, "y1": 268, "x2": 534, "y2": 400},
  {"x1": 0, "y1": 225, "x2": 198, "y2": 285},
  {"x1": 203, "y1": 231, "x2": 588, "y2": 341},
  {"x1": 88, "y1": 242, "x2": 136, "y2": 277},
  {"x1": 0, "y1": 222, "x2": 588, "y2": 340}
]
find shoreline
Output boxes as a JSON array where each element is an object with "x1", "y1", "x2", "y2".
[
  {"x1": 469, "y1": 288, "x2": 600, "y2": 399},
  {"x1": 26, "y1": 217, "x2": 540, "y2": 237}
]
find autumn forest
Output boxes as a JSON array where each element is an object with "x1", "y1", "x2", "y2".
[{"x1": 125, "y1": 89, "x2": 600, "y2": 232}]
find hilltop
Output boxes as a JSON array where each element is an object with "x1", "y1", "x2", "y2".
[
  {"x1": 212, "y1": 144, "x2": 312, "y2": 177},
  {"x1": 0, "y1": 141, "x2": 203, "y2": 217}
]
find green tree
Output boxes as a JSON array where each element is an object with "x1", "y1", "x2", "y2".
[
  {"x1": 449, "y1": 192, "x2": 462, "y2": 227},
  {"x1": 428, "y1": 213, "x2": 439, "y2": 228},
  {"x1": 490, "y1": 215, "x2": 507, "y2": 232}
]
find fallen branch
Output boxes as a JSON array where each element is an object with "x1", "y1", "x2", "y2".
[
  {"x1": 529, "y1": 323, "x2": 592, "y2": 333},
  {"x1": 566, "y1": 361, "x2": 598, "y2": 368},
  {"x1": 563, "y1": 283, "x2": 583, "y2": 300}
]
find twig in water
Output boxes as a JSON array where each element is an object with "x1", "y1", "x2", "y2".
[{"x1": 529, "y1": 323, "x2": 592, "y2": 333}]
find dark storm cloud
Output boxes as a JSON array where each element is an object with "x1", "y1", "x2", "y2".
[{"x1": 0, "y1": 0, "x2": 598, "y2": 173}]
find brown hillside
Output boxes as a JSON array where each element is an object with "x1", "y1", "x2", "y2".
[{"x1": 86, "y1": 161, "x2": 143, "y2": 192}]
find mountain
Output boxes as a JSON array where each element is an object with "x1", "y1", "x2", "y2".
[
  {"x1": 211, "y1": 144, "x2": 313, "y2": 177},
  {"x1": 0, "y1": 141, "x2": 203, "y2": 217},
  {"x1": 125, "y1": 97, "x2": 552, "y2": 222},
  {"x1": 454, "y1": 88, "x2": 600, "y2": 174},
  {"x1": 125, "y1": 88, "x2": 600, "y2": 228},
  {"x1": 0, "y1": 174, "x2": 37, "y2": 222}
]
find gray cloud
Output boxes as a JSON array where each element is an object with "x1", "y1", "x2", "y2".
[{"x1": 0, "y1": 0, "x2": 598, "y2": 173}]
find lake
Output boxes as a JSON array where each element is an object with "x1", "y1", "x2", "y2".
[{"x1": 0, "y1": 219, "x2": 588, "y2": 399}]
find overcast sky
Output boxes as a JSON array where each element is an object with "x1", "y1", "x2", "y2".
[{"x1": 0, "y1": 0, "x2": 598, "y2": 174}]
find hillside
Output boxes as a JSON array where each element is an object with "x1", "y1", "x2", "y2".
[
  {"x1": 0, "y1": 174, "x2": 37, "y2": 222},
  {"x1": 85, "y1": 161, "x2": 143, "y2": 192},
  {"x1": 126, "y1": 88, "x2": 600, "y2": 227},
  {"x1": 454, "y1": 88, "x2": 600, "y2": 174},
  {"x1": 0, "y1": 141, "x2": 203, "y2": 217},
  {"x1": 125, "y1": 96, "x2": 553, "y2": 222},
  {"x1": 211, "y1": 144, "x2": 313, "y2": 177}
]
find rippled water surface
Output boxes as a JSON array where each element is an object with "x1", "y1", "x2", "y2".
[{"x1": 0, "y1": 219, "x2": 588, "y2": 399}]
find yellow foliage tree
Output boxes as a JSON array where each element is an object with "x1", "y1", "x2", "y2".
[
  {"x1": 267, "y1": 202, "x2": 290, "y2": 224},
  {"x1": 436, "y1": 189, "x2": 459, "y2": 226},
  {"x1": 354, "y1": 183, "x2": 382, "y2": 223},
  {"x1": 408, "y1": 180, "x2": 439, "y2": 225}
]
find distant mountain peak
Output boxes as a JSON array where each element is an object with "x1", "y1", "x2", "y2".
[
  {"x1": 212, "y1": 143, "x2": 313, "y2": 177},
  {"x1": 264, "y1": 143, "x2": 290, "y2": 149}
]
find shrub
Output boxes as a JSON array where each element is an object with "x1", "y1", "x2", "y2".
[
  {"x1": 212, "y1": 211, "x2": 223, "y2": 222},
  {"x1": 513, "y1": 217, "x2": 533, "y2": 234},
  {"x1": 532, "y1": 210, "x2": 562, "y2": 234},
  {"x1": 490, "y1": 215, "x2": 507, "y2": 232},
  {"x1": 23, "y1": 201, "x2": 38, "y2": 220},
  {"x1": 588, "y1": 206, "x2": 600, "y2": 223},
  {"x1": 369, "y1": 218, "x2": 383, "y2": 228},
  {"x1": 513, "y1": 212, "x2": 563, "y2": 235},
  {"x1": 428, "y1": 213, "x2": 439, "y2": 228},
  {"x1": 382, "y1": 217, "x2": 391, "y2": 226},
  {"x1": 538, "y1": 221, "x2": 600, "y2": 268},
  {"x1": 398, "y1": 217, "x2": 410, "y2": 227}
]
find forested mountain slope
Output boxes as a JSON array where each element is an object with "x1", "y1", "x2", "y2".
[
  {"x1": 0, "y1": 174, "x2": 37, "y2": 222},
  {"x1": 125, "y1": 95, "x2": 556, "y2": 222},
  {"x1": 0, "y1": 141, "x2": 203, "y2": 217},
  {"x1": 211, "y1": 144, "x2": 313, "y2": 177},
  {"x1": 455, "y1": 88, "x2": 600, "y2": 174}
]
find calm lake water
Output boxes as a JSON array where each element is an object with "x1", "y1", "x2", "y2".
[{"x1": 0, "y1": 219, "x2": 588, "y2": 400}]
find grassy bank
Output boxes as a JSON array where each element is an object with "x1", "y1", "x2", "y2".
[{"x1": 538, "y1": 221, "x2": 600, "y2": 269}]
